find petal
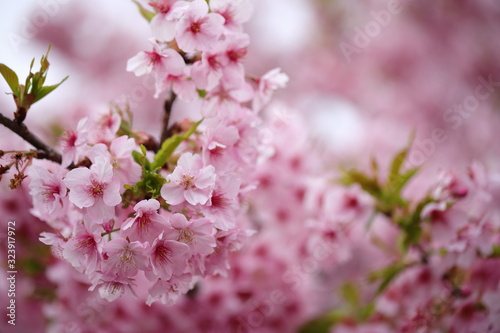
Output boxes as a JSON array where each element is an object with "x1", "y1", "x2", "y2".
[
  {"x1": 160, "y1": 49, "x2": 186, "y2": 76},
  {"x1": 151, "y1": 14, "x2": 177, "y2": 42},
  {"x1": 92, "y1": 157, "x2": 114, "y2": 183},
  {"x1": 195, "y1": 165, "x2": 216, "y2": 188},
  {"x1": 161, "y1": 184, "x2": 186, "y2": 205},
  {"x1": 126, "y1": 52, "x2": 152, "y2": 76},
  {"x1": 185, "y1": 188, "x2": 210, "y2": 205},
  {"x1": 68, "y1": 186, "x2": 95, "y2": 208},
  {"x1": 64, "y1": 167, "x2": 91, "y2": 188},
  {"x1": 103, "y1": 181, "x2": 122, "y2": 206}
]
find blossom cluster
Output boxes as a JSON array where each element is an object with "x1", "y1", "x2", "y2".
[{"x1": 26, "y1": 0, "x2": 288, "y2": 305}]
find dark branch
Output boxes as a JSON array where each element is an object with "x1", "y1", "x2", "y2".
[
  {"x1": 160, "y1": 92, "x2": 177, "y2": 144},
  {"x1": 0, "y1": 112, "x2": 62, "y2": 164}
]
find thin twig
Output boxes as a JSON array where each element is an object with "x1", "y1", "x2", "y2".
[
  {"x1": 160, "y1": 92, "x2": 177, "y2": 144},
  {"x1": 0, "y1": 112, "x2": 62, "y2": 164}
]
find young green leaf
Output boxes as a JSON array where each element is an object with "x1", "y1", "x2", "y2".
[
  {"x1": 0, "y1": 64, "x2": 20, "y2": 96},
  {"x1": 151, "y1": 119, "x2": 202, "y2": 170},
  {"x1": 33, "y1": 76, "x2": 68, "y2": 103}
]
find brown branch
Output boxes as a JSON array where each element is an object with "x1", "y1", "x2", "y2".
[
  {"x1": 0, "y1": 112, "x2": 62, "y2": 164},
  {"x1": 160, "y1": 92, "x2": 177, "y2": 145}
]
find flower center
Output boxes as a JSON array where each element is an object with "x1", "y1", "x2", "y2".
[
  {"x1": 155, "y1": 245, "x2": 172, "y2": 265},
  {"x1": 75, "y1": 234, "x2": 96, "y2": 254},
  {"x1": 88, "y1": 179, "x2": 106, "y2": 198},
  {"x1": 42, "y1": 182, "x2": 60, "y2": 202},
  {"x1": 190, "y1": 21, "x2": 202, "y2": 34},
  {"x1": 178, "y1": 229, "x2": 194, "y2": 244},
  {"x1": 180, "y1": 174, "x2": 196, "y2": 190},
  {"x1": 211, "y1": 192, "x2": 229, "y2": 209}
]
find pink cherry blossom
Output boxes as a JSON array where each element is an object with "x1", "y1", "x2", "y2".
[
  {"x1": 146, "y1": 273, "x2": 193, "y2": 306},
  {"x1": 219, "y1": 33, "x2": 249, "y2": 87},
  {"x1": 253, "y1": 67, "x2": 289, "y2": 112},
  {"x1": 127, "y1": 39, "x2": 186, "y2": 98},
  {"x1": 174, "y1": 0, "x2": 225, "y2": 52},
  {"x1": 60, "y1": 117, "x2": 90, "y2": 167},
  {"x1": 159, "y1": 69, "x2": 198, "y2": 100},
  {"x1": 121, "y1": 199, "x2": 171, "y2": 244},
  {"x1": 89, "y1": 136, "x2": 141, "y2": 187},
  {"x1": 161, "y1": 152, "x2": 216, "y2": 206},
  {"x1": 202, "y1": 79, "x2": 254, "y2": 118},
  {"x1": 169, "y1": 213, "x2": 216, "y2": 255},
  {"x1": 149, "y1": 232, "x2": 190, "y2": 280},
  {"x1": 209, "y1": 0, "x2": 253, "y2": 33},
  {"x1": 190, "y1": 48, "x2": 226, "y2": 91},
  {"x1": 201, "y1": 121, "x2": 240, "y2": 169},
  {"x1": 97, "y1": 276, "x2": 138, "y2": 302},
  {"x1": 63, "y1": 156, "x2": 122, "y2": 224},
  {"x1": 91, "y1": 110, "x2": 122, "y2": 144},
  {"x1": 101, "y1": 238, "x2": 150, "y2": 278},
  {"x1": 27, "y1": 162, "x2": 68, "y2": 220},
  {"x1": 62, "y1": 221, "x2": 103, "y2": 275},
  {"x1": 149, "y1": 0, "x2": 189, "y2": 42},
  {"x1": 201, "y1": 173, "x2": 241, "y2": 230}
]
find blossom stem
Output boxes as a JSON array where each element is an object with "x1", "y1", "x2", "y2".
[
  {"x1": 160, "y1": 92, "x2": 177, "y2": 145},
  {"x1": 101, "y1": 228, "x2": 121, "y2": 238},
  {"x1": 0, "y1": 112, "x2": 63, "y2": 164}
]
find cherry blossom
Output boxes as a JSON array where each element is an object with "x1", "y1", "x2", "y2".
[
  {"x1": 101, "y1": 238, "x2": 150, "y2": 278},
  {"x1": 149, "y1": 0, "x2": 189, "y2": 42},
  {"x1": 27, "y1": 162, "x2": 68, "y2": 221},
  {"x1": 147, "y1": 273, "x2": 193, "y2": 306},
  {"x1": 120, "y1": 199, "x2": 171, "y2": 244},
  {"x1": 169, "y1": 213, "x2": 216, "y2": 255},
  {"x1": 161, "y1": 152, "x2": 216, "y2": 206},
  {"x1": 174, "y1": 0, "x2": 225, "y2": 52},
  {"x1": 148, "y1": 232, "x2": 190, "y2": 281},
  {"x1": 60, "y1": 117, "x2": 90, "y2": 167},
  {"x1": 126, "y1": 39, "x2": 186, "y2": 98},
  {"x1": 62, "y1": 221, "x2": 103, "y2": 275},
  {"x1": 89, "y1": 136, "x2": 141, "y2": 187},
  {"x1": 63, "y1": 156, "x2": 122, "y2": 224},
  {"x1": 209, "y1": 0, "x2": 253, "y2": 33},
  {"x1": 253, "y1": 67, "x2": 290, "y2": 111}
]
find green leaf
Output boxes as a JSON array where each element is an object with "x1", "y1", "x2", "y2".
[
  {"x1": 369, "y1": 262, "x2": 407, "y2": 295},
  {"x1": 0, "y1": 64, "x2": 20, "y2": 96},
  {"x1": 398, "y1": 224, "x2": 422, "y2": 252},
  {"x1": 490, "y1": 245, "x2": 500, "y2": 258},
  {"x1": 137, "y1": 170, "x2": 166, "y2": 198},
  {"x1": 133, "y1": 1, "x2": 156, "y2": 22},
  {"x1": 151, "y1": 119, "x2": 202, "y2": 170},
  {"x1": 33, "y1": 76, "x2": 68, "y2": 103},
  {"x1": 388, "y1": 148, "x2": 408, "y2": 185},
  {"x1": 340, "y1": 282, "x2": 360, "y2": 309},
  {"x1": 132, "y1": 145, "x2": 151, "y2": 171},
  {"x1": 339, "y1": 168, "x2": 381, "y2": 198},
  {"x1": 358, "y1": 302, "x2": 376, "y2": 321},
  {"x1": 197, "y1": 89, "x2": 207, "y2": 98},
  {"x1": 391, "y1": 167, "x2": 419, "y2": 193}
]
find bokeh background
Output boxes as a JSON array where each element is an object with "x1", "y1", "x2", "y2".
[{"x1": 1, "y1": 0, "x2": 500, "y2": 332}]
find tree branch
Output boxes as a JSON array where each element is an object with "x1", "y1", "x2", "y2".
[
  {"x1": 0, "y1": 112, "x2": 62, "y2": 164},
  {"x1": 160, "y1": 92, "x2": 177, "y2": 144}
]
